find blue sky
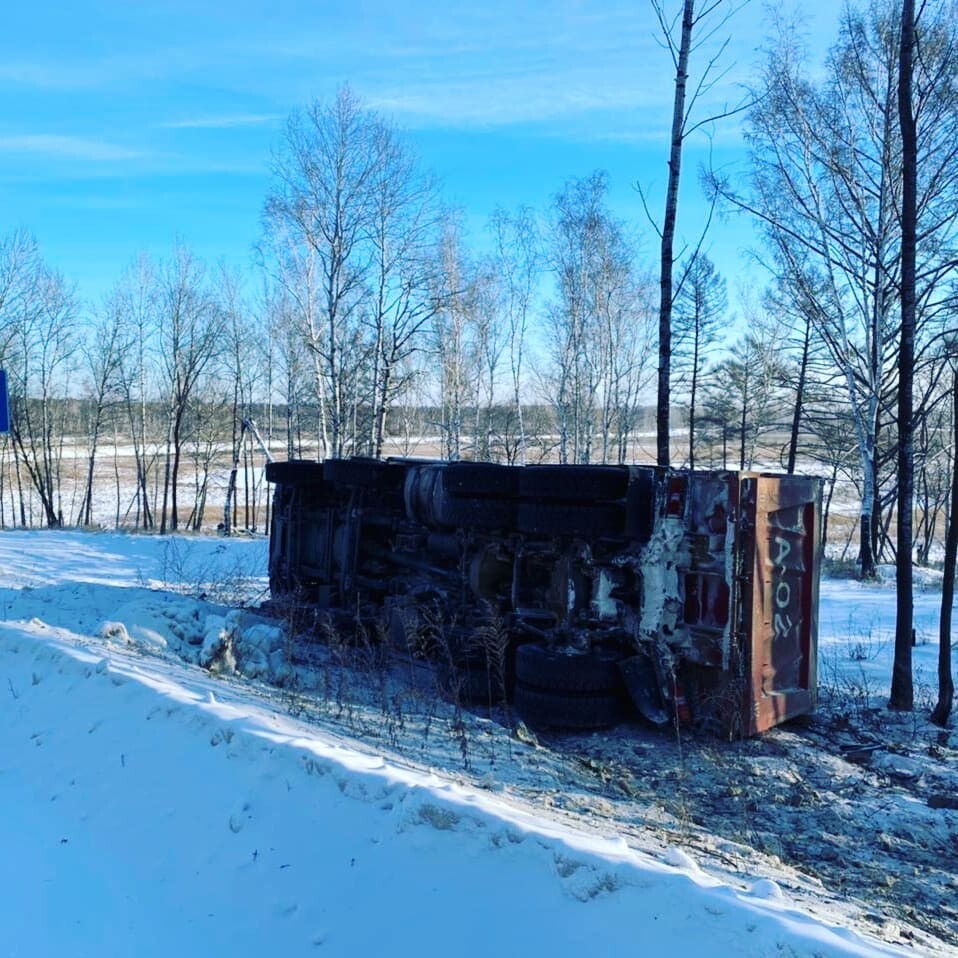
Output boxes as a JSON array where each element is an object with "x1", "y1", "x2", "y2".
[{"x1": 0, "y1": 1, "x2": 840, "y2": 309}]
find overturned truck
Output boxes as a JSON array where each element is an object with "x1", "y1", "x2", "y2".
[{"x1": 266, "y1": 459, "x2": 822, "y2": 737}]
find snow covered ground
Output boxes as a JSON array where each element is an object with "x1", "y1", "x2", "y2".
[{"x1": 1, "y1": 530, "x2": 954, "y2": 956}]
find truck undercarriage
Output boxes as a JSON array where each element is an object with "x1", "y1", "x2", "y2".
[{"x1": 266, "y1": 458, "x2": 822, "y2": 737}]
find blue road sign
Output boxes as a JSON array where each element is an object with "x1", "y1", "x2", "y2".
[{"x1": 0, "y1": 370, "x2": 9, "y2": 433}]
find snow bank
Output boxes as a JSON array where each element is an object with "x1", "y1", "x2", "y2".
[{"x1": 0, "y1": 630, "x2": 898, "y2": 957}]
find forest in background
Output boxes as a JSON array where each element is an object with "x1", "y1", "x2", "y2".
[{"x1": 0, "y1": 0, "x2": 955, "y2": 580}]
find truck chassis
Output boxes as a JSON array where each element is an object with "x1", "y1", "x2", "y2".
[{"x1": 266, "y1": 458, "x2": 822, "y2": 736}]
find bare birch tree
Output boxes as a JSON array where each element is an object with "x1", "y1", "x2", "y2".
[
  {"x1": 489, "y1": 206, "x2": 540, "y2": 464},
  {"x1": 544, "y1": 172, "x2": 641, "y2": 464},
  {"x1": 77, "y1": 294, "x2": 126, "y2": 526},
  {"x1": 431, "y1": 215, "x2": 474, "y2": 460},
  {"x1": 114, "y1": 255, "x2": 161, "y2": 529},
  {"x1": 264, "y1": 86, "x2": 446, "y2": 459},
  {"x1": 156, "y1": 247, "x2": 223, "y2": 534},
  {"x1": 218, "y1": 268, "x2": 268, "y2": 533},
  {"x1": 366, "y1": 136, "x2": 444, "y2": 457},
  {"x1": 649, "y1": 0, "x2": 748, "y2": 467},
  {"x1": 7, "y1": 254, "x2": 78, "y2": 527}
]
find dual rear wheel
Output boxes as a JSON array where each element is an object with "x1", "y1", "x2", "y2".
[{"x1": 513, "y1": 644, "x2": 628, "y2": 730}]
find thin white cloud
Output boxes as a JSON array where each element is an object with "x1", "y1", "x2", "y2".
[
  {"x1": 161, "y1": 113, "x2": 283, "y2": 130},
  {"x1": 1, "y1": 149, "x2": 268, "y2": 184},
  {"x1": 362, "y1": 42, "x2": 750, "y2": 134},
  {"x1": 47, "y1": 194, "x2": 142, "y2": 211},
  {"x1": 0, "y1": 62, "x2": 108, "y2": 90},
  {"x1": 366, "y1": 71, "x2": 668, "y2": 129},
  {"x1": 0, "y1": 42, "x2": 244, "y2": 93},
  {"x1": 0, "y1": 134, "x2": 142, "y2": 162}
]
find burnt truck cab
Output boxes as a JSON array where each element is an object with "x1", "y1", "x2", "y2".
[{"x1": 266, "y1": 458, "x2": 822, "y2": 737}]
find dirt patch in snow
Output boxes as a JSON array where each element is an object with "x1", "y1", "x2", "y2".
[{"x1": 521, "y1": 714, "x2": 958, "y2": 954}]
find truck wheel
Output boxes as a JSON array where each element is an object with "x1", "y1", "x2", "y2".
[
  {"x1": 437, "y1": 495, "x2": 517, "y2": 531},
  {"x1": 439, "y1": 462, "x2": 520, "y2": 498},
  {"x1": 519, "y1": 465, "x2": 629, "y2": 502},
  {"x1": 514, "y1": 685, "x2": 625, "y2": 730},
  {"x1": 517, "y1": 502, "x2": 624, "y2": 538},
  {"x1": 514, "y1": 643, "x2": 625, "y2": 694},
  {"x1": 323, "y1": 457, "x2": 387, "y2": 487},
  {"x1": 265, "y1": 460, "x2": 326, "y2": 484}
]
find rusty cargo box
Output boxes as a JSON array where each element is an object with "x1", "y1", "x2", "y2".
[{"x1": 266, "y1": 459, "x2": 822, "y2": 737}]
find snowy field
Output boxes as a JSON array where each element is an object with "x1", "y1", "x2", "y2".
[{"x1": 0, "y1": 530, "x2": 955, "y2": 956}]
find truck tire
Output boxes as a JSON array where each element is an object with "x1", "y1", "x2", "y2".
[
  {"x1": 517, "y1": 501, "x2": 624, "y2": 538},
  {"x1": 514, "y1": 643, "x2": 625, "y2": 694},
  {"x1": 519, "y1": 465, "x2": 629, "y2": 502},
  {"x1": 266, "y1": 460, "x2": 326, "y2": 485},
  {"x1": 323, "y1": 457, "x2": 387, "y2": 487},
  {"x1": 440, "y1": 462, "x2": 520, "y2": 498},
  {"x1": 513, "y1": 685, "x2": 625, "y2": 730},
  {"x1": 437, "y1": 495, "x2": 517, "y2": 531}
]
